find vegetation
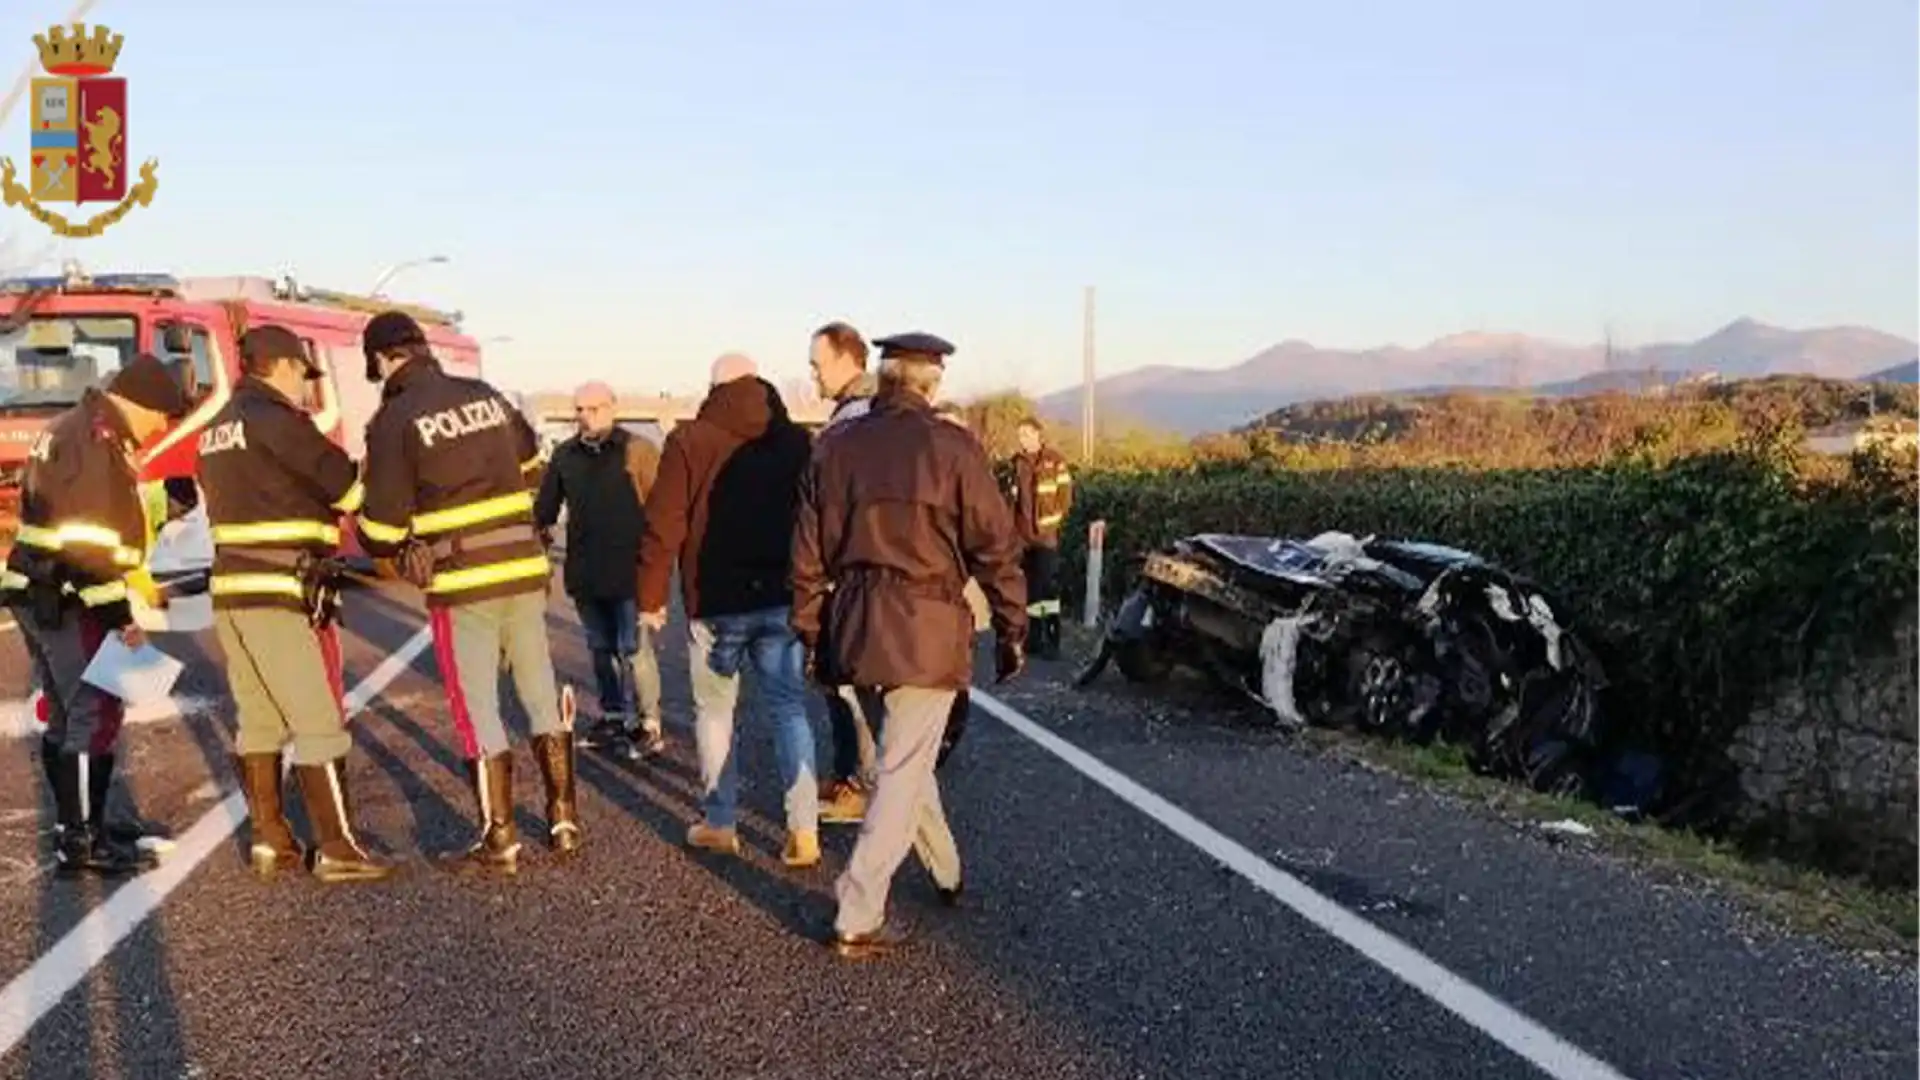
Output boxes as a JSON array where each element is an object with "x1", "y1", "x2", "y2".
[{"x1": 968, "y1": 375, "x2": 1918, "y2": 888}]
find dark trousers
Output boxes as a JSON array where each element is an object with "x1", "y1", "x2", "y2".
[
  {"x1": 1023, "y1": 544, "x2": 1062, "y2": 655},
  {"x1": 15, "y1": 603, "x2": 124, "y2": 756}
]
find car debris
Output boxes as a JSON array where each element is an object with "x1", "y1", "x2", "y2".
[{"x1": 1077, "y1": 531, "x2": 1614, "y2": 799}]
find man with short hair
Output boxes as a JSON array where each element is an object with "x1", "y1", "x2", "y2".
[
  {"x1": 535, "y1": 380, "x2": 666, "y2": 761},
  {"x1": 792, "y1": 332, "x2": 1028, "y2": 957},
  {"x1": 198, "y1": 325, "x2": 391, "y2": 883},
  {"x1": 639, "y1": 354, "x2": 820, "y2": 867},
  {"x1": 1011, "y1": 418, "x2": 1073, "y2": 660},
  {"x1": 808, "y1": 321, "x2": 881, "y2": 824},
  {"x1": 3, "y1": 354, "x2": 191, "y2": 877}
]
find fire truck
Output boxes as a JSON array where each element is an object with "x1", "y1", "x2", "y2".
[{"x1": 0, "y1": 265, "x2": 485, "y2": 574}]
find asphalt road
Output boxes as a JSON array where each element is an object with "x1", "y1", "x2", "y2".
[{"x1": 0, "y1": 579, "x2": 1909, "y2": 1080}]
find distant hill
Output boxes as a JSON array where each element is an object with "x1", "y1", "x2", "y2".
[
  {"x1": 1863, "y1": 359, "x2": 1920, "y2": 384},
  {"x1": 1037, "y1": 319, "x2": 1919, "y2": 436}
]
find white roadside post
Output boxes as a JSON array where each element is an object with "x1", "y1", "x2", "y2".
[{"x1": 1083, "y1": 519, "x2": 1106, "y2": 627}]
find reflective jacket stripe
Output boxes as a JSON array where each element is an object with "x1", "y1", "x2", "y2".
[
  {"x1": 412, "y1": 491, "x2": 535, "y2": 536},
  {"x1": 332, "y1": 480, "x2": 366, "y2": 514},
  {"x1": 210, "y1": 573, "x2": 305, "y2": 598},
  {"x1": 210, "y1": 520, "x2": 341, "y2": 546},
  {"x1": 359, "y1": 517, "x2": 409, "y2": 544},
  {"x1": 426, "y1": 554, "x2": 550, "y2": 595},
  {"x1": 13, "y1": 522, "x2": 143, "y2": 568},
  {"x1": 0, "y1": 569, "x2": 129, "y2": 608}
]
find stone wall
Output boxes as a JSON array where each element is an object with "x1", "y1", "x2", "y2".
[{"x1": 1726, "y1": 610, "x2": 1919, "y2": 887}]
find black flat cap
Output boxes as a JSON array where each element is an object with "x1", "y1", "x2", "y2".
[
  {"x1": 873, "y1": 332, "x2": 955, "y2": 364},
  {"x1": 107, "y1": 353, "x2": 192, "y2": 419},
  {"x1": 241, "y1": 324, "x2": 321, "y2": 379}
]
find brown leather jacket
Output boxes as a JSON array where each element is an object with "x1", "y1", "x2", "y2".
[{"x1": 791, "y1": 390, "x2": 1026, "y2": 690}]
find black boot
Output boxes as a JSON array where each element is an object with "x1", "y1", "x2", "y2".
[
  {"x1": 442, "y1": 752, "x2": 519, "y2": 875},
  {"x1": 530, "y1": 733, "x2": 582, "y2": 856},
  {"x1": 87, "y1": 751, "x2": 166, "y2": 855},
  {"x1": 52, "y1": 752, "x2": 143, "y2": 878},
  {"x1": 294, "y1": 759, "x2": 394, "y2": 884},
  {"x1": 237, "y1": 753, "x2": 303, "y2": 878}
]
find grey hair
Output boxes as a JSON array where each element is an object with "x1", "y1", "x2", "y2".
[{"x1": 878, "y1": 356, "x2": 943, "y2": 399}]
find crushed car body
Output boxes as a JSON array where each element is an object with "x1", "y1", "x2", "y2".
[{"x1": 1078, "y1": 531, "x2": 1611, "y2": 798}]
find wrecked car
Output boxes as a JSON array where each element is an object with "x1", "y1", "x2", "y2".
[{"x1": 1077, "y1": 532, "x2": 1610, "y2": 797}]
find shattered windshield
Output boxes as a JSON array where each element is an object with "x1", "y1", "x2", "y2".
[{"x1": 0, "y1": 315, "x2": 138, "y2": 409}]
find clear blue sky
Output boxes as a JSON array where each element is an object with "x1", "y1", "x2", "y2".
[{"x1": 1, "y1": 0, "x2": 1912, "y2": 396}]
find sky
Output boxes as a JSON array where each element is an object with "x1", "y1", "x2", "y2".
[{"x1": 0, "y1": 0, "x2": 1912, "y2": 397}]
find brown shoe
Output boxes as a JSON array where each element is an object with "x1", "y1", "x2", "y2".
[
  {"x1": 293, "y1": 759, "x2": 394, "y2": 885},
  {"x1": 236, "y1": 752, "x2": 303, "y2": 878},
  {"x1": 443, "y1": 752, "x2": 520, "y2": 875},
  {"x1": 686, "y1": 822, "x2": 741, "y2": 855},
  {"x1": 530, "y1": 732, "x2": 582, "y2": 856},
  {"x1": 820, "y1": 782, "x2": 868, "y2": 826}
]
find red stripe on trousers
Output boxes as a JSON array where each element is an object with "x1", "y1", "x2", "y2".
[
  {"x1": 317, "y1": 624, "x2": 346, "y2": 718},
  {"x1": 78, "y1": 613, "x2": 125, "y2": 755},
  {"x1": 428, "y1": 606, "x2": 479, "y2": 760}
]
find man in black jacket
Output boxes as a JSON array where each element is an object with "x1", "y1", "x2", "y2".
[
  {"x1": 535, "y1": 381, "x2": 666, "y2": 761},
  {"x1": 637, "y1": 355, "x2": 820, "y2": 868}
]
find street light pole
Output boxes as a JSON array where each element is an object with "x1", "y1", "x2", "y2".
[
  {"x1": 1081, "y1": 285, "x2": 1096, "y2": 461},
  {"x1": 369, "y1": 255, "x2": 449, "y2": 297}
]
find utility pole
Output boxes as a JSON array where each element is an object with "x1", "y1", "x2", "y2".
[{"x1": 1081, "y1": 285, "x2": 1096, "y2": 461}]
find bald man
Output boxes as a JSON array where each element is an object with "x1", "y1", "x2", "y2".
[
  {"x1": 534, "y1": 380, "x2": 667, "y2": 760},
  {"x1": 637, "y1": 355, "x2": 821, "y2": 866}
]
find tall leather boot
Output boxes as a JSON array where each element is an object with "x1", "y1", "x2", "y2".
[
  {"x1": 443, "y1": 752, "x2": 519, "y2": 875},
  {"x1": 87, "y1": 751, "x2": 164, "y2": 859},
  {"x1": 236, "y1": 753, "x2": 303, "y2": 878},
  {"x1": 530, "y1": 733, "x2": 582, "y2": 856},
  {"x1": 293, "y1": 759, "x2": 394, "y2": 884},
  {"x1": 52, "y1": 751, "x2": 142, "y2": 878}
]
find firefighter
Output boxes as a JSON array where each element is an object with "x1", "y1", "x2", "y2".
[
  {"x1": 2, "y1": 355, "x2": 190, "y2": 877},
  {"x1": 1010, "y1": 417, "x2": 1073, "y2": 660},
  {"x1": 354, "y1": 311, "x2": 576, "y2": 875},
  {"x1": 197, "y1": 325, "x2": 392, "y2": 884},
  {"x1": 792, "y1": 331, "x2": 1028, "y2": 957}
]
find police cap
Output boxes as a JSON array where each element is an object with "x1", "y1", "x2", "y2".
[
  {"x1": 872, "y1": 332, "x2": 956, "y2": 365},
  {"x1": 106, "y1": 353, "x2": 193, "y2": 420},
  {"x1": 362, "y1": 310, "x2": 428, "y2": 382},
  {"x1": 241, "y1": 324, "x2": 321, "y2": 380}
]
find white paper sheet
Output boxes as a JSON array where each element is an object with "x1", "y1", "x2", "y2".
[{"x1": 80, "y1": 635, "x2": 185, "y2": 706}]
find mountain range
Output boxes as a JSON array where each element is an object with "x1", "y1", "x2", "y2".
[{"x1": 1035, "y1": 318, "x2": 1920, "y2": 436}]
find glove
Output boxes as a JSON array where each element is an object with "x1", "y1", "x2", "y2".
[
  {"x1": 994, "y1": 637, "x2": 1026, "y2": 684},
  {"x1": 395, "y1": 539, "x2": 436, "y2": 590}
]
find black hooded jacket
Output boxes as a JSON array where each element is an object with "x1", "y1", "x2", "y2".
[{"x1": 636, "y1": 376, "x2": 811, "y2": 619}]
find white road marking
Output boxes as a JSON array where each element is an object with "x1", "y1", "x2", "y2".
[
  {"x1": 0, "y1": 625, "x2": 434, "y2": 1059},
  {"x1": 0, "y1": 695, "x2": 227, "y2": 740},
  {"x1": 969, "y1": 688, "x2": 1637, "y2": 1080}
]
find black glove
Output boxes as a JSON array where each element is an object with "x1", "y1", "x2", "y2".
[{"x1": 995, "y1": 637, "x2": 1026, "y2": 684}]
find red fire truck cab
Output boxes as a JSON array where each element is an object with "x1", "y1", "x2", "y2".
[{"x1": 0, "y1": 267, "x2": 484, "y2": 568}]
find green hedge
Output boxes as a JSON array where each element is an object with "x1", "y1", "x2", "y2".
[{"x1": 1058, "y1": 440, "x2": 1918, "y2": 868}]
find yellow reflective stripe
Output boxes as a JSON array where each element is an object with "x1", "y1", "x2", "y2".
[
  {"x1": 210, "y1": 520, "x2": 340, "y2": 546},
  {"x1": 1035, "y1": 482, "x2": 1059, "y2": 494},
  {"x1": 1038, "y1": 513, "x2": 1066, "y2": 528},
  {"x1": 426, "y1": 554, "x2": 550, "y2": 594},
  {"x1": 210, "y1": 573, "x2": 304, "y2": 598},
  {"x1": 519, "y1": 457, "x2": 541, "y2": 474},
  {"x1": 1026, "y1": 599, "x2": 1062, "y2": 616},
  {"x1": 1053, "y1": 471, "x2": 1072, "y2": 486},
  {"x1": 412, "y1": 491, "x2": 534, "y2": 535},
  {"x1": 333, "y1": 480, "x2": 366, "y2": 514},
  {"x1": 360, "y1": 518, "x2": 410, "y2": 544},
  {"x1": 79, "y1": 580, "x2": 127, "y2": 606},
  {"x1": 15, "y1": 522, "x2": 142, "y2": 566},
  {"x1": 0, "y1": 570, "x2": 26, "y2": 590}
]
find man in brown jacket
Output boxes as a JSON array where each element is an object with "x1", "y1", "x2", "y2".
[{"x1": 792, "y1": 332, "x2": 1027, "y2": 958}]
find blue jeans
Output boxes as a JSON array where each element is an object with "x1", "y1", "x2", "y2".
[
  {"x1": 688, "y1": 606, "x2": 818, "y2": 833},
  {"x1": 575, "y1": 595, "x2": 662, "y2": 733}
]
